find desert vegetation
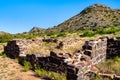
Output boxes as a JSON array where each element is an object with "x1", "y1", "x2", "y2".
[
  {"x1": 21, "y1": 59, "x2": 67, "y2": 80},
  {"x1": 0, "y1": 4, "x2": 120, "y2": 80},
  {"x1": 80, "y1": 26, "x2": 120, "y2": 37},
  {"x1": 35, "y1": 67, "x2": 66, "y2": 80},
  {"x1": 98, "y1": 56, "x2": 120, "y2": 75},
  {"x1": 93, "y1": 56, "x2": 120, "y2": 80},
  {"x1": 0, "y1": 33, "x2": 14, "y2": 43}
]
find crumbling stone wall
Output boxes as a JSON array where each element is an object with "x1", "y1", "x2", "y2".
[
  {"x1": 4, "y1": 40, "x2": 27, "y2": 58},
  {"x1": 107, "y1": 37, "x2": 120, "y2": 58},
  {"x1": 4, "y1": 37, "x2": 117, "y2": 80},
  {"x1": 25, "y1": 51, "x2": 92, "y2": 80},
  {"x1": 83, "y1": 37, "x2": 107, "y2": 65},
  {"x1": 4, "y1": 39, "x2": 42, "y2": 58}
]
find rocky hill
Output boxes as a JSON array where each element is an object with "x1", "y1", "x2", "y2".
[
  {"x1": 47, "y1": 4, "x2": 120, "y2": 32},
  {"x1": 14, "y1": 4, "x2": 120, "y2": 40},
  {"x1": 29, "y1": 26, "x2": 45, "y2": 32}
]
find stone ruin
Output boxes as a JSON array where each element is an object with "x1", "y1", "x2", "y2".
[
  {"x1": 4, "y1": 40, "x2": 27, "y2": 58},
  {"x1": 56, "y1": 38, "x2": 83, "y2": 50},
  {"x1": 4, "y1": 37, "x2": 120, "y2": 80},
  {"x1": 42, "y1": 38, "x2": 58, "y2": 43},
  {"x1": 107, "y1": 37, "x2": 120, "y2": 58},
  {"x1": 83, "y1": 37, "x2": 107, "y2": 65},
  {"x1": 4, "y1": 39, "x2": 42, "y2": 58}
]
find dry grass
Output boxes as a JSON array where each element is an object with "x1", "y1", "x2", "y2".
[
  {"x1": 0, "y1": 56, "x2": 42, "y2": 80},
  {"x1": 24, "y1": 32, "x2": 118, "y2": 56},
  {"x1": 26, "y1": 41, "x2": 58, "y2": 55},
  {"x1": 98, "y1": 57, "x2": 120, "y2": 75},
  {"x1": 0, "y1": 43, "x2": 4, "y2": 53},
  {"x1": 26, "y1": 43, "x2": 50, "y2": 55}
]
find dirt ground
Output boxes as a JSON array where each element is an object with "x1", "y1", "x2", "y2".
[{"x1": 0, "y1": 56, "x2": 43, "y2": 80}]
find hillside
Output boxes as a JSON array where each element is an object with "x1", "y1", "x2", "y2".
[
  {"x1": 47, "y1": 4, "x2": 120, "y2": 32},
  {"x1": 0, "y1": 3, "x2": 120, "y2": 80}
]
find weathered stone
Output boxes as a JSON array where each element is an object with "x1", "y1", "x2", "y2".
[
  {"x1": 42, "y1": 38, "x2": 58, "y2": 43},
  {"x1": 56, "y1": 41, "x2": 64, "y2": 49},
  {"x1": 5, "y1": 37, "x2": 120, "y2": 80}
]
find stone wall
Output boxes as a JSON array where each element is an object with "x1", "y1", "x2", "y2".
[
  {"x1": 4, "y1": 39, "x2": 42, "y2": 58},
  {"x1": 107, "y1": 37, "x2": 120, "y2": 58},
  {"x1": 4, "y1": 37, "x2": 117, "y2": 80},
  {"x1": 4, "y1": 40, "x2": 27, "y2": 58},
  {"x1": 83, "y1": 37, "x2": 107, "y2": 65},
  {"x1": 24, "y1": 51, "x2": 92, "y2": 80}
]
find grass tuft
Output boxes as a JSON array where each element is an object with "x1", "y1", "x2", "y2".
[
  {"x1": 35, "y1": 66, "x2": 66, "y2": 80},
  {"x1": 22, "y1": 60, "x2": 32, "y2": 72}
]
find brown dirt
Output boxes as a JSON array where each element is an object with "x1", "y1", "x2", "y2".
[{"x1": 0, "y1": 56, "x2": 43, "y2": 80}]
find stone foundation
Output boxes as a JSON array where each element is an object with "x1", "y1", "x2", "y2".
[{"x1": 4, "y1": 37, "x2": 120, "y2": 80}]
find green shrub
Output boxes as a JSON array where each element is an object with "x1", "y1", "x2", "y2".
[
  {"x1": 0, "y1": 52, "x2": 7, "y2": 58},
  {"x1": 0, "y1": 33, "x2": 14, "y2": 43},
  {"x1": 49, "y1": 72, "x2": 66, "y2": 80},
  {"x1": 35, "y1": 67, "x2": 47, "y2": 77},
  {"x1": 44, "y1": 31, "x2": 55, "y2": 36},
  {"x1": 96, "y1": 28, "x2": 106, "y2": 35},
  {"x1": 50, "y1": 34, "x2": 57, "y2": 38},
  {"x1": 106, "y1": 27, "x2": 120, "y2": 34},
  {"x1": 35, "y1": 66, "x2": 66, "y2": 80},
  {"x1": 80, "y1": 27, "x2": 120, "y2": 37},
  {"x1": 57, "y1": 32, "x2": 66, "y2": 37},
  {"x1": 23, "y1": 60, "x2": 32, "y2": 72},
  {"x1": 80, "y1": 30, "x2": 95, "y2": 37},
  {"x1": 113, "y1": 56, "x2": 120, "y2": 61}
]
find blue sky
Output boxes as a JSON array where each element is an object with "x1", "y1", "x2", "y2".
[{"x1": 0, "y1": 0, "x2": 120, "y2": 34}]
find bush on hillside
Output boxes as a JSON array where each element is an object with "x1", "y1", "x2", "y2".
[
  {"x1": 0, "y1": 33, "x2": 14, "y2": 43},
  {"x1": 106, "y1": 27, "x2": 120, "y2": 34},
  {"x1": 80, "y1": 30, "x2": 95, "y2": 37},
  {"x1": 80, "y1": 27, "x2": 120, "y2": 37}
]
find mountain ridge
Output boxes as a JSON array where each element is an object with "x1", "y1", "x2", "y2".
[
  {"x1": 27, "y1": 4, "x2": 120, "y2": 34},
  {"x1": 29, "y1": 26, "x2": 45, "y2": 32},
  {"x1": 45, "y1": 4, "x2": 120, "y2": 33}
]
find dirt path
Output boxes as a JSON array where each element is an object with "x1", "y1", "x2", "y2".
[{"x1": 0, "y1": 56, "x2": 42, "y2": 80}]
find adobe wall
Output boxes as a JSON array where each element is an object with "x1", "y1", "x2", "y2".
[{"x1": 4, "y1": 37, "x2": 119, "y2": 80}]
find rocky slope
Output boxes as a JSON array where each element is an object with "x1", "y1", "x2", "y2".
[{"x1": 47, "y1": 4, "x2": 120, "y2": 32}]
